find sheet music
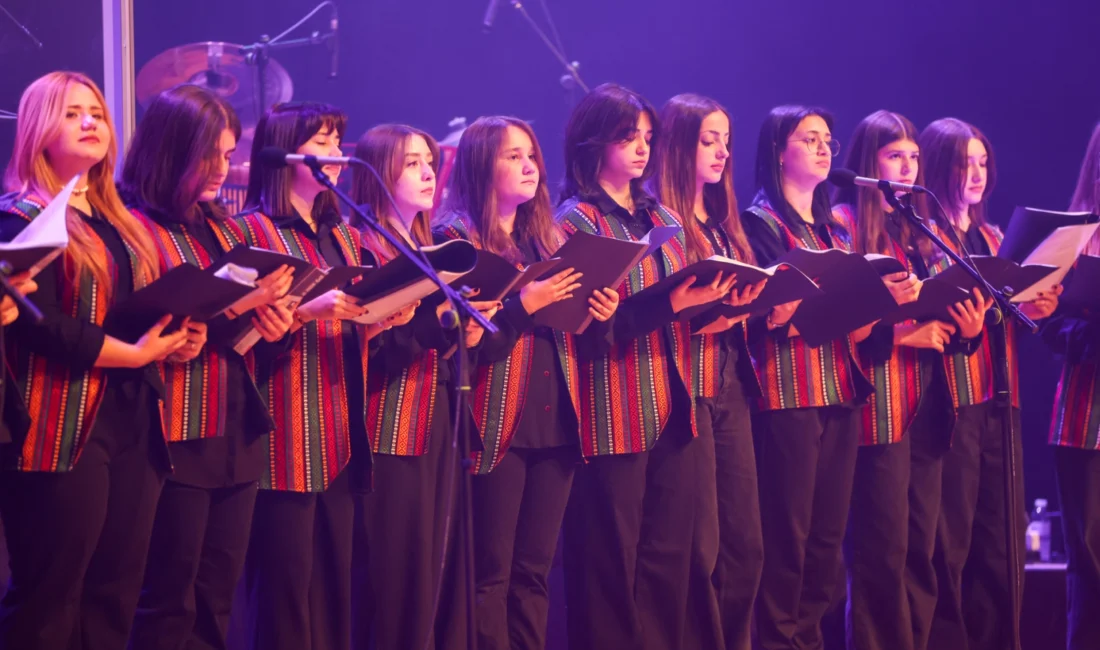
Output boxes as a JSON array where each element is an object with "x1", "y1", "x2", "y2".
[{"x1": 1012, "y1": 223, "x2": 1100, "y2": 302}]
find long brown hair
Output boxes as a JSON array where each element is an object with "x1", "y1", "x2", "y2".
[
  {"x1": 121, "y1": 84, "x2": 241, "y2": 225},
  {"x1": 918, "y1": 117, "x2": 997, "y2": 232},
  {"x1": 4, "y1": 71, "x2": 158, "y2": 287},
  {"x1": 243, "y1": 102, "x2": 346, "y2": 221},
  {"x1": 439, "y1": 116, "x2": 561, "y2": 263},
  {"x1": 652, "y1": 93, "x2": 753, "y2": 264},
  {"x1": 560, "y1": 82, "x2": 660, "y2": 204},
  {"x1": 349, "y1": 123, "x2": 440, "y2": 254},
  {"x1": 1070, "y1": 121, "x2": 1100, "y2": 255},
  {"x1": 834, "y1": 110, "x2": 925, "y2": 256}
]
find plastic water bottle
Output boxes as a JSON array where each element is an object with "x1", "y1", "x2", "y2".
[{"x1": 1025, "y1": 498, "x2": 1052, "y2": 563}]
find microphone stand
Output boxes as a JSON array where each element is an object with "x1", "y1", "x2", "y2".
[
  {"x1": 0, "y1": 261, "x2": 42, "y2": 323},
  {"x1": 507, "y1": 1, "x2": 589, "y2": 97},
  {"x1": 302, "y1": 157, "x2": 491, "y2": 650},
  {"x1": 243, "y1": 31, "x2": 334, "y2": 118},
  {"x1": 885, "y1": 189, "x2": 1030, "y2": 650}
]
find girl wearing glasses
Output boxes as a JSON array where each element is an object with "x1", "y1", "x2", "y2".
[
  {"x1": 919, "y1": 118, "x2": 1060, "y2": 650},
  {"x1": 741, "y1": 105, "x2": 875, "y2": 650},
  {"x1": 831, "y1": 110, "x2": 986, "y2": 650}
]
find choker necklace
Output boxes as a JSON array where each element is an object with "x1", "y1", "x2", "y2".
[{"x1": 71, "y1": 186, "x2": 90, "y2": 196}]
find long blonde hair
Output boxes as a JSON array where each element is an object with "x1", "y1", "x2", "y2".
[{"x1": 4, "y1": 71, "x2": 158, "y2": 287}]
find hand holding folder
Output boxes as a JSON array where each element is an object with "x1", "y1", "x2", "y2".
[
  {"x1": 343, "y1": 239, "x2": 478, "y2": 325},
  {"x1": 103, "y1": 263, "x2": 259, "y2": 342},
  {"x1": 997, "y1": 206, "x2": 1099, "y2": 303},
  {"x1": 532, "y1": 226, "x2": 681, "y2": 334}
]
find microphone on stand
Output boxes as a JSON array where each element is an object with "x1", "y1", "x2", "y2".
[
  {"x1": 827, "y1": 168, "x2": 928, "y2": 194},
  {"x1": 328, "y1": 3, "x2": 339, "y2": 78},
  {"x1": 258, "y1": 146, "x2": 352, "y2": 168}
]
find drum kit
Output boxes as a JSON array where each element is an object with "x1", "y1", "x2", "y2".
[{"x1": 136, "y1": 38, "x2": 466, "y2": 213}]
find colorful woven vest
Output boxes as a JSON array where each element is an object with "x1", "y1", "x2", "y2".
[
  {"x1": 555, "y1": 200, "x2": 696, "y2": 457},
  {"x1": 745, "y1": 202, "x2": 868, "y2": 411},
  {"x1": 686, "y1": 217, "x2": 759, "y2": 400},
  {"x1": 3, "y1": 194, "x2": 151, "y2": 472},
  {"x1": 925, "y1": 222, "x2": 1020, "y2": 409},
  {"x1": 360, "y1": 230, "x2": 440, "y2": 458},
  {"x1": 233, "y1": 212, "x2": 363, "y2": 492},
  {"x1": 1050, "y1": 354, "x2": 1100, "y2": 450},
  {"x1": 132, "y1": 208, "x2": 263, "y2": 443},
  {"x1": 833, "y1": 204, "x2": 923, "y2": 444},
  {"x1": 435, "y1": 219, "x2": 540, "y2": 474}
]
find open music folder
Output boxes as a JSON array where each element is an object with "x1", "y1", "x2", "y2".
[
  {"x1": 531, "y1": 225, "x2": 681, "y2": 334},
  {"x1": 0, "y1": 175, "x2": 79, "y2": 277},
  {"x1": 630, "y1": 255, "x2": 821, "y2": 327},
  {"x1": 343, "y1": 238, "x2": 478, "y2": 325},
  {"x1": 997, "y1": 206, "x2": 1099, "y2": 302},
  {"x1": 102, "y1": 263, "x2": 258, "y2": 342},
  {"x1": 452, "y1": 250, "x2": 562, "y2": 302}
]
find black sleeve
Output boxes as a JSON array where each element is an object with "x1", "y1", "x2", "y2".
[
  {"x1": 475, "y1": 296, "x2": 534, "y2": 364},
  {"x1": 610, "y1": 288, "x2": 677, "y2": 344},
  {"x1": 1042, "y1": 314, "x2": 1100, "y2": 363},
  {"x1": 1, "y1": 213, "x2": 105, "y2": 371},
  {"x1": 944, "y1": 330, "x2": 984, "y2": 356},
  {"x1": 370, "y1": 303, "x2": 453, "y2": 374},
  {"x1": 857, "y1": 321, "x2": 896, "y2": 364},
  {"x1": 743, "y1": 210, "x2": 793, "y2": 346}
]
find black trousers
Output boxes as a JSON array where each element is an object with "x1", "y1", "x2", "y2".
[
  {"x1": 1054, "y1": 446, "x2": 1100, "y2": 650},
  {"x1": 684, "y1": 384, "x2": 761, "y2": 650},
  {"x1": 0, "y1": 405, "x2": 166, "y2": 649},
  {"x1": 352, "y1": 388, "x2": 466, "y2": 650},
  {"x1": 928, "y1": 402, "x2": 1025, "y2": 650},
  {"x1": 471, "y1": 446, "x2": 576, "y2": 650},
  {"x1": 845, "y1": 437, "x2": 912, "y2": 650},
  {"x1": 753, "y1": 405, "x2": 860, "y2": 650},
  {"x1": 562, "y1": 412, "x2": 697, "y2": 650},
  {"x1": 906, "y1": 383, "x2": 953, "y2": 650},
  {"x1": 129, "y1": 480, "x2": 258, "y2": 650},
  {"x1": 243, "y1": 469, "x2": 355, "y2": 650}
]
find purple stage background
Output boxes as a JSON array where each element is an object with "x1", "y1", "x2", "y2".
[{"x1": 1, "y1": 0, "x2": 1098, "y2": 646}]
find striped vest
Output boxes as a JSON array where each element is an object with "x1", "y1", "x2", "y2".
[
  {"x1": 3, "y1": 194, "x2": 152, "y2": 472},
  {"x1": 555, "y1": 200, "x2": 695, "y2": 457},
  {"x1": 688, "y1": 219, "x2": 758, "y2": 400},
  {"x1": 233, "y1": 212, "x2": 364, "y2": 492},
  {"x1": 436, "y1": 220, "x2": 539, "y2": 474},
  {"x1": 360, "y1": 231, "x2": 440, "y2": 458},
  {"x1": 132, "y1": 208, "x2": 265, "y2": 443},
  {"x1": 1050, "y1": 354, "x2": 1100, "y2": 450},
  {"x1": 833, "y1": 204, "x2": 923, "y2": 445},
  {"x1": 745, "y1": 203, "x2": 869, "y2": 411},
  {"x1": 926, "y1": 222, "x2": 1020, "y2": 409}
]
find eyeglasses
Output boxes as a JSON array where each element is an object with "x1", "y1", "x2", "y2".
[{"x1": 788, "y1": 135, "x2": 840, "y2": 158}]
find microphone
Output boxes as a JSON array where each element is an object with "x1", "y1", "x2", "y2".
[
  {"x1": 828, "y1": 168, "x2": 927, "y2": 194},
  {"x1": 328, "y1": 3, "x2": 339, "y2": 78},
  {"x1": 482, "y1": 0, "x2": 501, "y2": 32},
  {"x1": 258, "y1": 147, "x2": 352, "y2": 168}
]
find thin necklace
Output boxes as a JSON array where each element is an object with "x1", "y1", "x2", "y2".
[{"x1": 72, "y1": 185, "x2": 89, "y2": 195}]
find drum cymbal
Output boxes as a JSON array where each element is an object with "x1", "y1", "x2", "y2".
[
  {"x1": 137, "y1": 42, "x2": 293, "y2": 165},
  {"x1": 136, "y1": 41, "x2": 293, "y2": 122}
]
